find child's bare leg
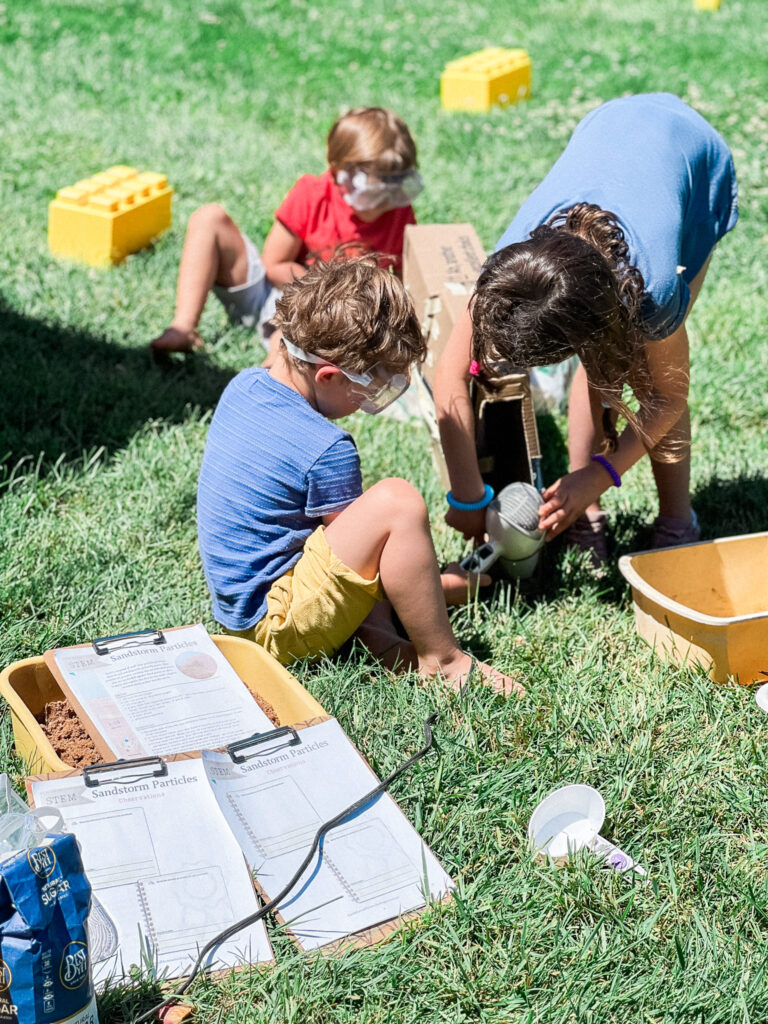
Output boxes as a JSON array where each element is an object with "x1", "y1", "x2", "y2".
[
  {"x1": 354, "y1": 602, "x2": 417, "y2": 671},
  {"x1": 567, "y1": 361, "x2": 605, "y2": 518},
  {"x1": 324, "y1": 479, "x2": 523, "y2": 696},
  {"x1": 650, "y1": 408, "x2": 692, "y2": 520},
  {"x1": 356, "y1": 572, "x2": 488, "y2": 667},
  {"x1": 649, "y1": 260, "x2": 707, "y2": 522},
  {"x1": 151, "y1": 204, "x2": 249, "y2": 353}
]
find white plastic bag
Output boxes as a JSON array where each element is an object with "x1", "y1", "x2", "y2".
[
  {"x1": 0, "y1": 773, "x2": 64, "y2": 858},
  {"x1": 529, "y1": 356, "x2": 580, "y2": 413}
]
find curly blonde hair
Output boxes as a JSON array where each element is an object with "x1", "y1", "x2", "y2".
[{"x1": 273, "y1": 254, "x2": 425, "y2": 376}]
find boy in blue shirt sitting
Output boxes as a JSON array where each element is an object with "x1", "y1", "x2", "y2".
[{"x1": 197, "y1": 257, "x2": 522, "y2": 696}]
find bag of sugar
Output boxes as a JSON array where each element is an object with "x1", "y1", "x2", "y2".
[{"x1": 0, "y1": 830, "x2": 98, "y2": 1024}]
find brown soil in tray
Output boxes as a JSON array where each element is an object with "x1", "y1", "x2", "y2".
[
  {"x1": 38, "y1": 700, "x2": 101, "y2": 768},
  {"x1": 255, "y1": 693, "x2": 280, "y2": 727},
  {"x1": 38, "y1": 692, "x2": 281, "y2": 768}
]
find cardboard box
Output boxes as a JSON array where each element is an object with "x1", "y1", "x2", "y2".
[
  {"x1": 473, "y1": 369, "x2": 542, "y2": 494},
  {"x1": 404, "y1": 223, "x2": 542, "y2": 494},
  {"x1": 403, "y1": 223, "x2": 485, "y2": 391}
]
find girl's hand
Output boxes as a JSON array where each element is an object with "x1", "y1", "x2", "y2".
[
  {"x1": 445, "y1": 505, "x2": 487, "y2": 543},
  {"x1": 538, "y1": 464, "x2": 607, "y2": 539}
]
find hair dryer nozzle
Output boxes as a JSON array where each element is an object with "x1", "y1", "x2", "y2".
[
  {"x1": 490, "y1": 482, "x2": 545, "y2": 578},
  {"x1": 459, "y1": 481, "x2": 545, "y2": 579}
]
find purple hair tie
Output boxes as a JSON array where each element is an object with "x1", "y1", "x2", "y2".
[
  {"x1": 591, "y1": 454, "x2": 622, "y2": 488},
  {"x1": 469, "y1": 360, "x2": 482, "y2": 377}
]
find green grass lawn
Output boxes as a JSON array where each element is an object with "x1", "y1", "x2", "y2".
[{"x1": 2, "y1": 0, "x2": 768, "y2": 1020}]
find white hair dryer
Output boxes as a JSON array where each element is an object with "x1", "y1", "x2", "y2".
[{"x1": 460, "y1": 481, "x2": 544, "y2": 579}]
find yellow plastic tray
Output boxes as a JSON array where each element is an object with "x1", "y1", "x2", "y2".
[
  {"x1": 0, "y1": 635, "x2": 325, "y2": 774},
  {"x1": 619, "y1": 532, "x2": 768, "y2": 684}
]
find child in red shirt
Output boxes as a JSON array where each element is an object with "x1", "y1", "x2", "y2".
[{"x1": 150, "y1": 107, "x2": 422, "y2": 362}]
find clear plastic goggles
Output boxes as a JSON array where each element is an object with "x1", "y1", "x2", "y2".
[
  {"x1": 336, "y1": 168, "x2": 424, "y2": 212},
  {"x1": 283, "y1": 336, "x2": 410, "y2": 414}
]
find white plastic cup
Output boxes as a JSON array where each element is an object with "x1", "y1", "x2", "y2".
[{"x1": 528, "y1": 784, "x2": 646, "y2": 877}]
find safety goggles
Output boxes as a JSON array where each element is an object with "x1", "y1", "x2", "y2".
[
  {"x1": 282, "y1": 336, "x2": 410, "y2": 414},
  {"x1": 335, "y1": 167, "x2": 424, "y2": 212}
]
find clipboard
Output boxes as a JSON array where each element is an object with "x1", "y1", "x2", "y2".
[
  {"x1": 43, "y1": 628, "x2": 169, "y2": 761},
  {"x1": 42, "y1": 624, "x2": 275, "y2": 761},
  {"x1": 29, "y1": 717, "x2": 453, "y2": 964},
  {"x1": 203, "y1": 717, "x2": 454, "y2": 955},
  {"x1": 27, "y1": 751, "x2": 276, "y2": 984}
]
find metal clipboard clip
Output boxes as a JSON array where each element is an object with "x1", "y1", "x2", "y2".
[
  {"x1": 83, "y1": 756, "x2": 168, "y2": 788},
  {"x1": 226, "y1": 726, "x2": 301, "y2": 764},
  {"x1": 92, "y1": 629, "x2": 166, "y2": 656}
]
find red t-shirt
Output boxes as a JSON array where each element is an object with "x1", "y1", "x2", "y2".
[{"x1": 274, "y1": 170, "x2": 416, "y2": 272}]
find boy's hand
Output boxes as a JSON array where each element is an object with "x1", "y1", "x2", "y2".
[{"x1": 441, "y1": 562, "x2": 491, "y2": 606}]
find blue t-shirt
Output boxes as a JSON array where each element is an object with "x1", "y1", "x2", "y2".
[
  {"x1": 496, "y1": 93, "x2": 738, "y2": 340},
  {"x1": 197, "y1": 368, "x2": 363, "y2": 630}
]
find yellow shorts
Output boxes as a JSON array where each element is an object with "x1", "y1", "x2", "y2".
[{"x1": 228, "y1": 526, "x2": 383, "y2": 665}]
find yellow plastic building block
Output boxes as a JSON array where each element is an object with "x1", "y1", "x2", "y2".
[
  {"x1": 441, "y1": 47, "x2": 531, "y2": 112},
  {"x1": 694, "y1": 0, "x2": 721, "y2": 8},
  {"x1": 48, "y1": 165, "x2": 173, "y2": 266}
]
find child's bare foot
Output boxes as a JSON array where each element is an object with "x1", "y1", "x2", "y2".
[
  {"x1": 150, "y1": 326, "x2": 204, "y2": 354},
  {"x1": 420, "y1": 651, "x2": 525, "y2": 698},
  {"x1": 441, "y1": 561, "x2": 491, "y2": 606},
  {"x1": 468, "y1": 658, "x2": 525, "y2": 698}
]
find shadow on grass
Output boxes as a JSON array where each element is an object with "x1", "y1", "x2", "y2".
[
  {"x1": 609, "y1": 471, "x2": 768, "y2": 558},
  {"x1": 0, "y1": 299, "x2": 235, "y2": 476},
  {"x1": 693, "y1": 473, "x2": 768, "y2": 540}
]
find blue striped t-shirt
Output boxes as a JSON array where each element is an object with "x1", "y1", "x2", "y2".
[{"x1": 197, "y1": 368, "x2": 362, "y2": 630}]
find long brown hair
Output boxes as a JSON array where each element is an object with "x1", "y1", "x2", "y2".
[{"x1": 471, "y1": 203, "x2": 654, "y2": 453}]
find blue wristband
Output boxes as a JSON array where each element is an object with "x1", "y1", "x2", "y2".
[
  {"x1": 591, "y1": 454, "x2": 622, "y2": 488},
  {"x1": 446, "y1": 484, "x2": 495, "y2": 511}
]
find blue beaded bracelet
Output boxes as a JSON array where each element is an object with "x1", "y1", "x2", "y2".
[
  {"x1": 446, "y1": 484, "x2": 495, "y2": 511},
  {"x1": 591, "y1": 454, "x2": 622, "y2": 488}
]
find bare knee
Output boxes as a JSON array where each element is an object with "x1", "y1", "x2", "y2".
[
  {"x1": 187, "y1": 203, "x2": 235, "y2": 239},
  {"x1": 365, "y1": 478, "x2": 427, "y2": 525}
]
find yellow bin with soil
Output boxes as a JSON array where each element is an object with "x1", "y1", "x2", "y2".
[
  {"x1": 0, "y1": 635, "x2": 325, "y2": 774},
  {"x1": 619, "y1": 531, "x2": 768, "y2": 685}
]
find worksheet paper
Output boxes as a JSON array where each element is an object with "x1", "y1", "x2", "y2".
[
  {"x1": 51, "y1": 623, "x2": 272, "y2": 756},
  {"x1": 203, "y1": 718, "x2": 453, "y2": 950},
  {"x1": 30, "y1": 759, "x2": 272, "y2": 984}
]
